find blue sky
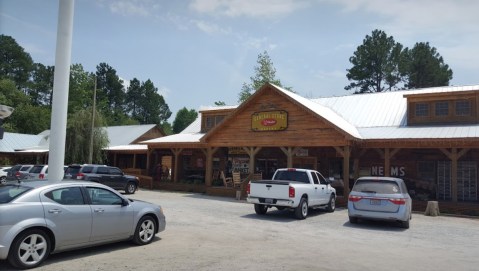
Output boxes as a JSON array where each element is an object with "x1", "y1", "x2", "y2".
[{"x1": 1, "y1": 0, "x2": 479, "y2": 121}]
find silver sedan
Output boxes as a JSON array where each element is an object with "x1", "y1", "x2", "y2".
[{"x1": 0, "y1": 180, "x2": 166, "y2": 269}]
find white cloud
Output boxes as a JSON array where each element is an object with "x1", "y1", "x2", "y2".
[
  {"x1": 99, "y1": 0, "x2": 159, "y2": 17},
  {"x1": 189, "y1": 0, "x2": 310, "y2": 18},
  {"x1": 192, "y1": 20, "x2": 231, "y2": 35}
]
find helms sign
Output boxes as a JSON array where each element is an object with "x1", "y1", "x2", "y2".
[{"x1": 251, "y1": 110, "x2": 288, "y2": 131}]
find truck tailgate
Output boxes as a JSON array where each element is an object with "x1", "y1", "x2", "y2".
[{"x1": 249, "y1": 180, "x2": 291, "y2": 200}]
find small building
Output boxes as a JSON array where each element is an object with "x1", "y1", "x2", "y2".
[{"x1": 143, "y1": 83, "x2": 479, "y2": 206}]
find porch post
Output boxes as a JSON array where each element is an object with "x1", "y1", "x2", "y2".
[
  {"x1": 204, "y1": 147, "x2": 218, "y2": 186},
  {"x1": 384, "y1": 148, "x2": 390, "y2": 177},
  {"x1": 146, "y1": 147, "x2": 152, "y2": 175},
  {"x1": 280, "y1": 147, "x2": 295, "y2": 168},
  {"x1": 243, "y1": 147, "x2": 262, "y2": 179},
  {"x1": 334, "y1": 146, "x2": 351, "y2": 196},
  {"x1": 172, "y1": 148, "x2": 183, "y2": 183},
  {"x1": 440, "y1": 148, "x2": 469, "y2": 202}
]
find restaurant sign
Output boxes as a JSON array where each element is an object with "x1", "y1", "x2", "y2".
[{"x1": 251, "y1": 110, "x2": 288, "y2": 131}]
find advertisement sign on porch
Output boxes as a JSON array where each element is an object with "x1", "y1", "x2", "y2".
[{"x1": 251, "y1": 110, "x2": 288, "y2": 131}]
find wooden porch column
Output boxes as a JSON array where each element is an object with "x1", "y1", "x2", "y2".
[
  {"x1": 243, "y1": 147, "x2": 262, "y2": 179},
  {"x1": 334, "y1": 146, "x2": 351, "y2": 196},
  {"x1": 133, "y1": 154, "x2": 137, "y2": 169},
  {"x1": 440, "y1": 148, "x2": 470, "y2": 202},
  {"x1": 146, "y1": 148, "x2": 152, "y2": 175},
  {"x1": 203, "y1": 147, "x2": 218, "y2": 187},
  {"x1": 280, "y1": 147, "x2": 296, "y2": 168},
  {"x1": 172, "y1": 148, "x2": 183, "y2": 183}
]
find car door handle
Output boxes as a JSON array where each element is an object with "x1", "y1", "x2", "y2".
[
  {"x1": 48, "y1": 209, "x2": 62, "y2": 214},
  {"x1": 94, "y1": 208, "x2": 105, "y2": 213}
]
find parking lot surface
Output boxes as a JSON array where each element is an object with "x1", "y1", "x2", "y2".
[{"x1": 1, "y1": 189, "x2": 479, "y2": 271}]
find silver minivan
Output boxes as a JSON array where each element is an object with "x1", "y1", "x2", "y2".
[{"x1": 348, "y1": 176, "x2": 412, "y2": 228}]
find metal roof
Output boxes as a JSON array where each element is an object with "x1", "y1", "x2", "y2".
[
  {"x1": 106, "y1": 124, "x2": 158, "y2": 146},
  {"x1": 0, "y1": 132, "x2": 44, "y2": 153}
]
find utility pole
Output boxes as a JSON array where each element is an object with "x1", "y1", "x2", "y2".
[{"x1": 88, "y1": 76, "x2": 97, "y2": 164}]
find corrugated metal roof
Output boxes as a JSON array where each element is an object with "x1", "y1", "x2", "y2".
[
  {"x1": 142, "y1": 132, "x2": 204, "y2": 144},
  {"x1": 106, "y1": 124, "x2": 157, "y2": 146},
  {"x1": 0, "y1": 132, "x2": 44, "y2": 153},
  {"x1": 104, "y1": 144, "x2": 147, "y2": 151}
]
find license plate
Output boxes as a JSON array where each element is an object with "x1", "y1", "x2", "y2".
[
  {"x1": 370, "y1": 199, "x2": 381, "y2": 205},
  {"x1": 265, "y1": 198, "x2": 274, "y2": 204}
]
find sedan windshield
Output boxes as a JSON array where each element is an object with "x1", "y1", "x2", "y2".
[{"x1": 0, "y1": 184, "x2": 32, "y2": 203}]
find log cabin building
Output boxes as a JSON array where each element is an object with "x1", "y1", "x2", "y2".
[{"x1": 143, "y1": 83, "x2": 479, "y2": 205}]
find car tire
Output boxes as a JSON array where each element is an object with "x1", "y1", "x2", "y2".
[
  {"x1": 133, "y1": 216, "x2": 157, "y2": 245},
  {"x1": 326, "y1": 195, "x2": 336, "y2": 213},
  {"x1": 401, "y1": 219, "x2": 410, "y2": 229},
  {"x1": 294, "y1": 197, "x2": 308, "y2": 220},
  {"x1": 0, "y1": 176, "x2": 6, "y2": 184},
  {"x1": 349, "y1": 216, "x2": 358, "y2": 224},
  {"x1": 125, "y1": 182, "x2": 137, "y2": 194},
  {"x1": 254, "y1": 204, "x2": 268, "y2": 215},
  {"x1": 8, "y1": 229, "x2": 51, "y2": 269}
]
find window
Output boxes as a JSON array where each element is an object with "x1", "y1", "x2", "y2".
[
  {"x1": 311, "y1": 172, "x2": 319, "y2": 184},
  {"x1": 415, "y1": 103, "x2": 429, "y2": 117},
  {"x1": 96, "y1": 167, "x2": 109, "y2": 174},
  {"x1": 455, "y1": 100, "x2": 471, "y2": 116},
  {"x1": 205, "y1": 116, "x2": 214, "y2": 130},
  {"x1": 109, "y1": 167, "x2": 122, "y2": 175},
  {"x1": 87, "y1": 187, "x2": 124, "y2": 205},
  {"x1": 203, "y1": 114, "x2": 227, "y2": 132},
  {"x1": 45, "y1": 187, "x2": 85, "y2": 205},
  {"x1": 435, "y1": 101, "x2": 449, "y2": 116}
]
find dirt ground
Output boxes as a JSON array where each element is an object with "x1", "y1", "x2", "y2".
[{"x1": 1, "y1": 189, "x2": 479, "y2": 271}]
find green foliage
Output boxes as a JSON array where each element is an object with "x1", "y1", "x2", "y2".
[
  {"x1": 0, "y1": 78, "x2": 30, "y2": 108},
  {"x1": 68, "y1": 64, "x2": 95, "y2": 113},
  {"x1": 214, "y1": 101, "x2": 226, "y2": 106},
  {"x1": 346, "y1": 30, "x2": 453, "y2": 93},
  {"x1": 65, "y1": 108, "x2": 109, "y2": 164},
  {"x1": 160, "y1": 121, "x2": 173, "y2": 135},
  {"x1": 8, "y1": 104, "x2": 51, "y2": 134},
  {"x1": 346, "y1": 29, "x2": 404, "y2": 93},
  {"x1": 0, "y1": 35, "x2": 34, "y2": 89},
  {"x1": 239, "y1": 50, "x2": 292, "y2": 103},
  {"x1": 30, "y1": 63, "x2": 54, "y2": 106},
  {"x1": 172, "y1": 107, "x2": 198, "y2": 134},
  {"x1": 403, "y1": 42, "x2": 453, "y2": 89}
]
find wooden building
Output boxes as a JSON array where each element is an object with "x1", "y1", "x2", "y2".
[{"x1": 143, "y1": 83, "x2": 479, "y2": 204}]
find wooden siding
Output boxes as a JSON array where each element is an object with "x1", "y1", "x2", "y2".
[
  {"x1": 132, "y1": 126, "x2": 165, "y2": 143},
  {"x1": 207, "y1": 87, "x2": 350, "y2": 147}
]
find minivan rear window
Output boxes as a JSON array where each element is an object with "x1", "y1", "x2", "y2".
[{"x1": 352, "y1": 179, "x2": 401, "y2": 194}]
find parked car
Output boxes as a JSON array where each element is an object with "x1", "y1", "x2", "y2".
[
  {"x1": 0, "y1": 166, "x2": 11, "y2": 184},
  {"x1": 26, "y1": 165, "x2": 67, "y2": 180},
  {"x1": 348, "y1": 176, "x2": 412, "y2": 229},
  {"x1": 5, "y1": 164, "x2": 34, "y2": 181},
  {"x1": 64, "y1": 164, "x2": 139, "y2": 194},
  {"x1": 0, "y1": 180, "x2": 166, "y2": 269}
]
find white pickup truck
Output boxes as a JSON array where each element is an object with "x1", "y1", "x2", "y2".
[{"x1": 246, "y1": 168, "x2": 336, "y2": 219}]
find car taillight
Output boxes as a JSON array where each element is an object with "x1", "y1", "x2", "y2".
[
  {"x1": 39, "y1": 173, "x2": 45, "y2": 179},
  {"x1": 289, "y1": 186, "x2": 295, "y2": 198},
  {"x1": 389, "y1": 198, "x2": 407, "y2": 205},
  {"x1": 76, "y1": 173, "x2": 85, "y2": 180},
  {"x1": 348, "y1": 195, "x2": 363, "y2": 202},
  {"x1": 247, "y1": 183, "x2": 250, "y2": 194},
  {"x1": 15, "y1": 171, "x2": 21, "y2": 177}
]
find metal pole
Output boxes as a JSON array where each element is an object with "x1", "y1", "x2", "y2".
[
  {"x1": 48, "y1": 0, "x2": 75, "y2": 181},
  {"x1": 88, "y1": 76, "x2": 97, "y2": 164}
]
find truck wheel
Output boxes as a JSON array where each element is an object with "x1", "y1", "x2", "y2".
[
  {"x1": 254, "y1": 204, "x2": 268, "y2": 215},
  {"x1": 326, "y1": 195, "x2": 336, "y2": 212},
  {"x1": 294, "y1": 198, "x2": 308, "y2": 219}
]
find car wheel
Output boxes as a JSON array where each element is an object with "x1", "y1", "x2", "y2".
[
  {"x1": 401, "y1": 219, "x2": 410, "y2": 229},
  {"x1": 326, "y1": 195, "x2": 336, "y2": 212},
  {"x1": 294, "y1": 198, "x2": 308, "y2": 220},
  {"x1": 133, "y1": 216, "x2": 157, "y2": 245},
  {"x1": 125, "y1": 182, "x2": 137, "y2": 194},
  {"x1": 8, "y1": 229, "x2": 51, "y2": 269},
  {"x1": 254, "y1": 204, "x2": 268, "y2": 215},
  {"x1": 349, "y1": 216, "x2": 358, "y2": 224},
  {"x1": 0, "y1": 176, "x2": 6, "y2": 184}
]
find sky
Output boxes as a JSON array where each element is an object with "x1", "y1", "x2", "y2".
[{"x1": 1, "y1": 0, "x2": 479, "y2": 122}]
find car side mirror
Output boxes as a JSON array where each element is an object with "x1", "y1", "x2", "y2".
[{"x1": 121, "y1": 198, "x2": 130, "y2": 206}]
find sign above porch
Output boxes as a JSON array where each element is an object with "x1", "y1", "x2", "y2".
[{"x1": 251, "y1": 110, "x2": 288, "y2": 131}]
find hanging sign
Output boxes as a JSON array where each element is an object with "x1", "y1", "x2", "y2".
[{"x1": 251, "y1": 110, "x2": 288, "y2": 131}]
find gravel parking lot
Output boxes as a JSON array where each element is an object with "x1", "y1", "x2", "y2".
[{"x1": 1, "y1": 188, "x2": 479, "y2": 271}]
